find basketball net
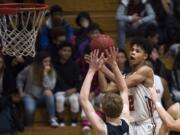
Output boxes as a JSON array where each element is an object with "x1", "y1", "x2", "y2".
[{"x1": 0, "y1": 3, "x2": 48, "y2": 57}]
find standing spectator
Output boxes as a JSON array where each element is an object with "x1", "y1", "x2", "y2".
[
  {"x1": 17, "y1": 52, "x2": 58, "y2": 127},
  {"x1": 39, "y1": 5, "x2": 75, "y2": 50},
  {"x1": 54, "y1": 42, "x2": 81, "y2": 127},
  {"x1": 116, "y1": 0, "x2": 156, "y2": 49}
]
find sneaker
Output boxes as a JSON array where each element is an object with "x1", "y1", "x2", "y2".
[
  {"x1": 59, "y1": 122, "x2": 65, "y2": 127},
  {"x1": 71, "y1": 122, "x2": 77, "y2": 127},
  {"x1": 50, "y1": 118, "x2": 59, "y2": 127}
]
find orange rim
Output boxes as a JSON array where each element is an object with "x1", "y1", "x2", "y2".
[{"x1": 0, "y1": 3, "x2": 48, "y2": 14}]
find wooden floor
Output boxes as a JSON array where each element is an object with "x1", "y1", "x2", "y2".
[{"x1": 19, "y1": 126, "x2": 95, "y2": 135}]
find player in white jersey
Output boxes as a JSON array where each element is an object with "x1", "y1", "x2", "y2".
[
  {"x1": 153, "y1": 75, "x2": 173, "y2": 135},
  {"x1": 98, "y1": 37, "x2": 154, "y2": 135},
  {"x1": 149, "y1": 87, "x2": 180, "y2": 134}
]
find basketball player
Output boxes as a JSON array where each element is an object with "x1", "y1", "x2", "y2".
[
  {"x1": 80, "y1": 49, "x2": 129, "y2": 135},
  {"x1": 149, "y1": 87, "x2": 180, "y2": 134},
  {"x1": 98, "y1": 37, "x2": 154, "y2": 135}
]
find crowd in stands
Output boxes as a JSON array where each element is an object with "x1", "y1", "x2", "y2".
[{"x1": 0, "y1": 0, "x2": 180, "y2": 135}]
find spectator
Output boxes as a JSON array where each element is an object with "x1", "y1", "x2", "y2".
[
  {"x1": 150, "y1": 0, "x2": 173, "y2": 43},
  {"x1": 39, "y1": 5, "x2": 75, "y2": 50},
  {"x1": 116, "y1": 0, "x2": 156, "y2": 49},
  {"x1": 0, "y1": 55, "x2": 23, "y2": 133},
  {"x1": 73, "y1": 23, "x2": 102, "y2": 61},
  {"x1": 170, "y1": 52, "x2": 180, "y2": 102},
  {"x1": 75, "y1": 11, "x2": 93, "y2": 45},
  {"x1": 4, "y1": 55, "x2": 33, "y2": 78},
  {"x1": 145, "y1": 24, "x2": 159, "y2": 47},
  {"x1": 117, "y1": 49, "x2": 131, "y2": 74},
  {"x1": 166, "y1": 0, "x2": 180, "y2": 44},
  {"x1": 17, "y1": 52, "x2": 58, "y2": 127},
  {"x1": 48, "y1": 26, "x2": 67, "y2": 64},
  {"x1": 150, "y1": 47, "x2": 169, "y2": 80},
  {"x1": 53, "y1": 42, "x2": 81, "y2": 127}
]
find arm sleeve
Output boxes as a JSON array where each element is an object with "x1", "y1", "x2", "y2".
[
  {"x1": 138, "y1": 3, "x2": 156, "y2": 25},
  {"x1": 116, "y1": 4, "x2": 133, "y2": 22},
  {"x1": 16, "y1": 66, "x2": 30, "y2": 90}
]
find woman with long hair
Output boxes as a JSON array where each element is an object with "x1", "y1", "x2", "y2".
[{"x1": 17, "y1": 51, "x2": 58, "y2": 127}]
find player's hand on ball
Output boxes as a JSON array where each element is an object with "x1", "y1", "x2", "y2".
[
  {"x1": 89, "y1": 49, "x2": 104, "y2": 71},
  {"x1": 105, "y1": 47, "x2": 119, "y2": 66}
]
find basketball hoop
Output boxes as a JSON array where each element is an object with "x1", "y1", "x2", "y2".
[{"x1": 0, "y1": 3, "x2": 48, "y2": 57}]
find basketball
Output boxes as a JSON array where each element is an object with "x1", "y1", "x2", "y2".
[{"x1": 90, "y1": 34, "x2": 114, "y2": 51}]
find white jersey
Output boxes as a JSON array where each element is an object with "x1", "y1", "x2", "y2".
[
  {"x1": 128, "y1": 84, "x2": 154, "y2": 123},
  {"x1": 154, "y1": 75, "x2": 164, "y2": 103},
  {"x1": 153, "y1": 75, "x2": 164, "y2": 118},
  {"x1": 153, "y1": 75, "x2": 164, "y2": 135}
]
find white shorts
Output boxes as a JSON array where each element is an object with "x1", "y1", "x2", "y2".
[
  {"x1": 129, "y1": 119, "x2": 156, "y2": 135},
  {"x1": 154, "y1": 117, "x2": 162, "y2": 135}
]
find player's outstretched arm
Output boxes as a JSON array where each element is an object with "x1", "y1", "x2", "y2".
[
  {"x1": 80, "y1": 50, "x2": 106, "y2": 135},
  {"x1": 149, "y1": 87, "x2": 180, "y2": 132},
  {"x1": 105, "y1": 47, "x2": 129, "y2": 119}
]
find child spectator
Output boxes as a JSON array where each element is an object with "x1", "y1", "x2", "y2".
[
  {"x1": 53, "y1": 42, "x2": 81, "y2": 127},
  {"x1": 17, "y1": 52, "x2": 58, "y2": 127}
]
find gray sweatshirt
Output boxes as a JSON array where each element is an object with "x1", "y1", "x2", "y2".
[{"x1": 17, "y1": 65, "x2": 56, "y2": 98}]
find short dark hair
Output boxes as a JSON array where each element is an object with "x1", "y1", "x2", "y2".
[
  {"x1": 129, "y1": 37, "x2": 152, "y2": 57},
  {"x1": 50, "y1": 5, "x2": 63, "y2": 15},
  {"x1": 145, "y1": 24, "x2": 158, "y2": 38},
  {"x1": 76, "y1": 11, "x2": 92, "y2": 26},
  {"x1": 101, "y1": 93, "x2": 123, "y2": 118},
  {"x1": 87, "y1": 23, "x2": 103, "y2": 34},
  {"x1": 51, "y1": 27, "x2": 66, "y2": 40},
  {"x1": 58, "y1": 41, "x2": 73, "y2": 51}
]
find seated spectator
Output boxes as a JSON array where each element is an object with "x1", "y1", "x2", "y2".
[
  {"x1": 73, "y1": 23, "x2": 102, "y2": 61},
  {"x1": 75, "y1": 11, "x2": 93, "y2": 45},
  {"x1": 145, "y1": 24, "x2": 159, "y2": 47},
  {"x1": 48, "y1": 26, "x2": 67, "y2": 63},
  {"x1": 4, "y1": 55, "x2": 33, "y2": 78},
  {"x1": 170, "y1": 52, "x2": 180, "y2": 102},
  {"x1": 38, "y1": 5, "x2": 75, "y2": 50},
  {"x1": 166, "y1": 0, "x2": 180, "y2": 44},
  {"x1": 0, "y1": 55, "x2": 23, "y2": 133},
  {"x1": 150, "y1": 47, "x2": 169, "y2": 80},
  {"x1": 116, "y1": 0, "x2": 156, "y2": 49},
  {"x1": 117, "y1": 49, "x2": 131, "y2": 74},
  {"x1": 150, "y1": 0, "x2": 173, "y2": 43},
  {"x1": 53, "y1": 42, "x2": 81, "y2": 127},
  {"x1": 17, "y1": 52, "x2": 58, "y2": 127}
]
